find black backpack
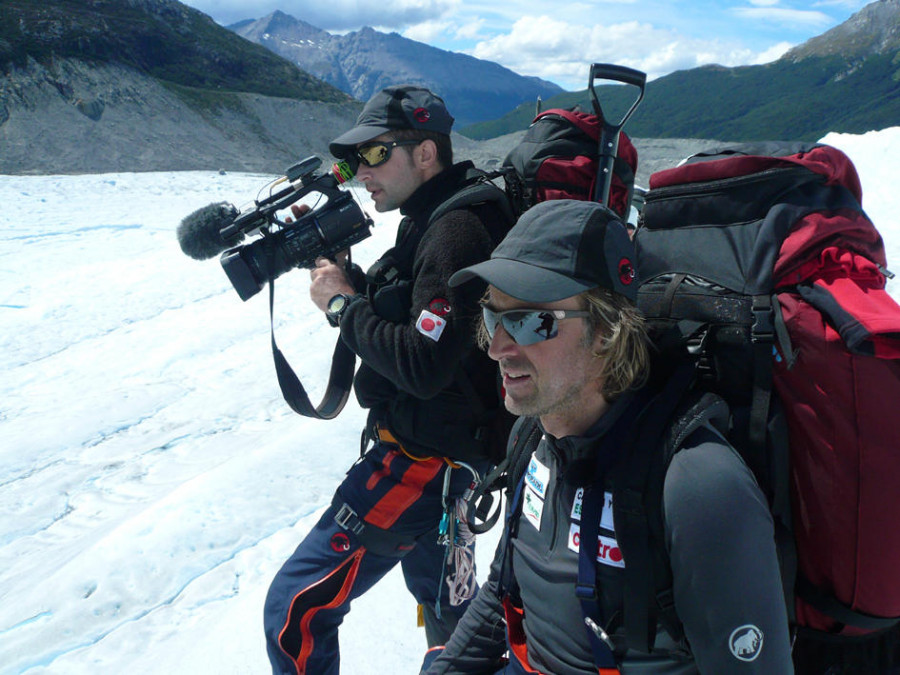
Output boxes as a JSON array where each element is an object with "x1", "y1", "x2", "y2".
[{"x1": 500, "y1": 107, "x2": 638, "y2": 221}]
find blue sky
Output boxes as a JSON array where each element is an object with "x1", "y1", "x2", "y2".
[{"x1": 181, "y1": 0, "x2": 872, "y2": 90}]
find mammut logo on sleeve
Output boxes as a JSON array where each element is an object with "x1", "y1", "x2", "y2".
[
  {"x1": 330, "y1": 533, "x2": 351, "y2": 553},
  {"x1": 729, "y1": 624, "x2": 764, "y2": 662},
  {"x1": 428, "y1": 298, "x2": 451, "y2": 316}
]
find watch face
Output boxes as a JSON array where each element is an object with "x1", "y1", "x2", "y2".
[{"x1": 328, "y1": 294, "x2": 347, "y2": 314}]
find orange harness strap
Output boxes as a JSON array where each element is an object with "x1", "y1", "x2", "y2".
[{"x1": 375, "y1": 426, "x2": 460, "y2": 467}]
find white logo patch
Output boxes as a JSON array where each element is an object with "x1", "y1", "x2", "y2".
[
  {"x1": 729, "y1": 624, "x2": 764, "y2": 662},
  {"x1": 571, "y1": 490, "x2": 615, "y2": 532},
  {"x1": 567, "y1": 524, "x2": 626, "y2": 569},
  {"x1": 571, "y1": 488, "x2": 584, "y2": 521},
  {"x1": 600, "y1": 491, "x2": 615, "y2": 531},
  {"x1": 415, "y1": 309, "x2": 446, "y2": 341},
  {"x1": 524, "y1": 454, "x2": 549, "y2": 500},
  {"x1": 523, "y1": 484, "x2": 544, "y2": 530}
]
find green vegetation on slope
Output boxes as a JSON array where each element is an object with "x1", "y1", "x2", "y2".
[
  {"x1": 461, "y1": 54, "x2": 900, "y2": 142},
  {"x1": 0, "y1": 0, "x2": 350, "y2": 103}
]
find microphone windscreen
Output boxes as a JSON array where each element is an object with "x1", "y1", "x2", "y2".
[{"x1": 177, "y1": 202, "x2": 240, "y2": 260}]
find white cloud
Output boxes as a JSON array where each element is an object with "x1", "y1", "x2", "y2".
[
  {"x1": 749, "y1": 0, "x2": 781, "y2": 6},
  {"x1": 468, "y1": 15, "x2": 790, "y2": 89},
  {"x1": 403, "y1": 20, "x2": 452, "y2": 44},
  {"x1": 401, "y1": 16, "x2": 485, "y2": 47},
  {"x1": 732, "y1": 6, "x2": 833, "y2": 27},
  {"x1": 454, "y1": 18, "x2": 486, "y2": 41},
  {"x1": 751, "y1": 40, "x2": 796, "y2": 63},
  {"x1": 813, "y1": 0, "x2": 868, "y2": 8}
]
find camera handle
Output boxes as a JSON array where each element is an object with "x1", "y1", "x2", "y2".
[{"x1": 268, "y1": 277, "x2": 355, "y2": 419}]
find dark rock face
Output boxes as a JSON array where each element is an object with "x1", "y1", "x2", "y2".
[{"x1": 785, "y1": 0, "x2": 900, "y2": 62}]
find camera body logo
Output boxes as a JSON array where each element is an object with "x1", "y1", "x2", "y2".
[{"x1": 729, "y1": 624, "x2": 764, "y2": 662}]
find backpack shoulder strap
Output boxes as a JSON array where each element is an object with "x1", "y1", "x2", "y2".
[
  {"x1": 505, "y1": 416, "x2": 542, "y2": 508},
  {"x1": 493, "y1": 416, "x2": 542, "y2": 598},
  {"x1": 427, "y1": 168, "x2": 517, "y2": 235},
  {"x1": 465, "y1": 416, "x2": 539, "y2": 535},
  {"x1": 610, "y1": 362, "x2": 697, "y2": 654}
]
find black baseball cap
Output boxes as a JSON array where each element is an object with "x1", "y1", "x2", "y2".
[
  {"x1": 449, "y1": 199, "x2": 638, "y2": 303},
  {"x1": 329, "y1": 85, "x2": 454, "y2": 158}
]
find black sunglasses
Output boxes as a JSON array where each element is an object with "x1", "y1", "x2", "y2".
[
  {"x1": 482, "y1": 307, "x2": 590, "y2": 346},
  {"x1": 355, "y1": 140, "x2": 421, "y2": 168}
]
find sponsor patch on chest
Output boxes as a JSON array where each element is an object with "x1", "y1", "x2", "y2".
[
  {"x1": 524, "y1": 454, "x2": 550, "y2": 499},
  {"x1": 568, "y1": 524, "x2": 626, "y2": 568},
  {"x1": 571, "y1": 489, "x2": 615, "y2": 532},
  {"x1": 522, "y1": 484, "x2": 544, "y2": 530},
  {"x1": 522, "y1": 454, "x2": 550, "y2": 530}
]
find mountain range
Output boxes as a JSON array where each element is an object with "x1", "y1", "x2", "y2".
[
  {"x1": 1, "y1": 0, "x2": 897, "y2": 175},
  {"x1": 229, "y1": 12, "x2": 564, "y2": 128},
  {"x1": 463, "y1": 0, "x2": 900, "y2": 141}
]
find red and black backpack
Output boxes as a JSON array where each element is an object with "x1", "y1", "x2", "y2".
[
  {"x1": 629, "y1": 141, "x2": 900, "y2": 664},
  {"x1": 501, "y1": 107, "x2": 638, "y2": 221}
]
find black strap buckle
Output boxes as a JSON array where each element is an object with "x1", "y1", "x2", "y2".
[
  {"x1": 751, "y1": 295, "x2": 774, "y2": 343},
  {"x1": 576, "y1": 582, "x2": 599, "y2": 601}
]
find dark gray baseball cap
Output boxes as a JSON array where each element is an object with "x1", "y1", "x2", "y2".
[
  {"x1": 449, "y1": 199, "x2": 638, "y2": 303},
  {"x1": 329, "y1": 85, "x2": 454, "y2": 158}
]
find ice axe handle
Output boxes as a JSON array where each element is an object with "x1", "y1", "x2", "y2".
[
  {"x1": 589, "y1": 63, "x2": 646, "y2": 208},
  {"x1": 590, "y1": 63, "x2": 647, "y2": 94}
]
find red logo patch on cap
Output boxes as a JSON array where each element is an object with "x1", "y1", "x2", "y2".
[
  {"x1": 413, "y1": 107, "x2": 431, "y2": 124},
  {"x1": 618, "y1": 258, "x2": 635, "y2": 286},
  {"x1": 330, "y1": 532, "x2": 351, "y2": 553},
  {"x1": 428, "y1": 298, "x2": 451, "y2": 316}
]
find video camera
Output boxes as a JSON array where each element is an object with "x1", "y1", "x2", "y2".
[{"x1": 177, "y1": 156, "x2": 373, "y2": 301}]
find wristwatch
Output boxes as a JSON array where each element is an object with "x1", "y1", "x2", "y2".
[{"x1": 326, "y1": 293, "x2": 352, "y2": 327}]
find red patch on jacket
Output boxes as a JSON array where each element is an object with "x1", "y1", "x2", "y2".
[{"x1": 428, "y1": 298, "x2": 451, "y2": 316}]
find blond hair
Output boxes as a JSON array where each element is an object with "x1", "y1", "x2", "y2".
[{"x1": 581, "y1": 286, "x2": 650, "y2": 400}]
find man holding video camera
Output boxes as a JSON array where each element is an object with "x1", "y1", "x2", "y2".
[{"x1": 263, "y1": 85, "x2": 513, "y2": 674}]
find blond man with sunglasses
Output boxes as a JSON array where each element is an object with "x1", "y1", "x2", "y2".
[
  {"x1": 424, "y1": 199, "x2": 791, "y2": 674},
  {"x1": 264, "y1": 85, "x2": 515, "y2": 674}
]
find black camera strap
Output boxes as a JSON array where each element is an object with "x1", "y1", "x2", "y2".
[{"x1": 268, "y1": 280, "x2": 356, "y2": 419}]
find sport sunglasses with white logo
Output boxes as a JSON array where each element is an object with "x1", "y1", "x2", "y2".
[{"x1": 482, "y1": 307, "x2": 590, "y2": 346}]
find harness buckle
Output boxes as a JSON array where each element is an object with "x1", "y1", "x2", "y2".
[{"x1": 334, "y1": 502, "x2": 365, "y2": 536}]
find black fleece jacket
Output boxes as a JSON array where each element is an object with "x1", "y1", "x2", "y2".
[{"x1": 338, "y1": 161, "x2": 508, "y2": 462}]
